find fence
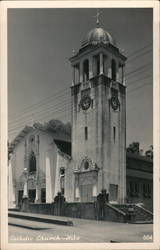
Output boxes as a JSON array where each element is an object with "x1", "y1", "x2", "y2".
[{"x1": 21, "y1": 195, "x2": 126, "y2": 223}]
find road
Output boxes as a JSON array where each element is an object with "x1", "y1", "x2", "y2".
[{"x1": 8, "y1": 217, "x2": 153, "y2": 243}]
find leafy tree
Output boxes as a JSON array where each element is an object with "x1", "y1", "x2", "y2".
[
  {"x1": 127, "y1": 142, "x2": 140, "y2": 154},
  {"x1": 145, "y1": 145, "x2": 153, "y2": 159}
]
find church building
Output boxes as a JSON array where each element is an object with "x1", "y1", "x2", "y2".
[{"x1": 8, "y1": 19, "x2": 153, "y2": 212}]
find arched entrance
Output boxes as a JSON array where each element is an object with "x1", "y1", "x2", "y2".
[
  {"x1": 74, "y1": 157, "x2": 99, "y2": 202},
  {"x1": 28, "y1": 151, "x2": 36, "y2": 202}
]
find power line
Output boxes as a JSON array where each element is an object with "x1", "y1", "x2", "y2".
[
  {"x1": 9, "y1": 102, "x2": 71, "y2": 132},
  {"x1": 127, "y1": 49, "x2": 152, "y2": 63},
  {"x1": 9, "y1": 96, "x2": 71, "y2": 125},
  {"x1": 127, "y1": 74, "x2": 152, "y2": 86},
  {"x1": 8, "y1": 67, "x2": 153, "y2": 130},
  {"x1": 9, "y1": 62, "x2": 152, "y2": 124},
  {"x1": 9, "y1": 86, "x2": 70, "y2": 119},
  {"x1": 9, "y1": 75, "x2": 152, "y2": 129},
  {"x1": 8, "y1": 45, "x2": 153, "y2": 141},
  {"x1": 127, "y1": 82, "x2": 151, "y2": 95},
  {"x1": 126, "y1": 43, "x2": 152, "y2": 58},
  {"x1": 9, "y1": 45, "x2": 153, "y2": 120},
  {"x1": 8, "y1": 78, "x2": 151, "y2": 139},
  {"x1": 8, "y1": 75, "x2": 152, "y2": 134},
  {"x1": 8, "y1": 49, "x2": 153, "y2": 134},
  {"x1": 126, "y1": 69, "x2": 152, "y2": 84},
  {"x1": 9, "y1": 111, "x2": 71, "y2": 136},
  {"x1": 125, "y1": 62, "x2": 152, "y2": 78}
]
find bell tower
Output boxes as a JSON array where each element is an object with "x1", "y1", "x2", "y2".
[{"x1": 67, "y1": 20, "x2": 127, "y2": 203}]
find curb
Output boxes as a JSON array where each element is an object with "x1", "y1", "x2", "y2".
[
  {"x1": 130, "y1": 221, "x2": 153, "y2": 224},
  {"x1": 8, "y1": 222, "x2": 50, "y2": 230},
  {"x1": 8, "y1": 213, "x2": 73, "y2": 226}
]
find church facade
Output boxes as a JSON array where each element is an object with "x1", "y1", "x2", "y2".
[
  {"x1": 8, "y1": 124, "x2": 71, "y2": 208},
  {"x1": 8, "y1": 22, "x2": 153, "y2": 211}
]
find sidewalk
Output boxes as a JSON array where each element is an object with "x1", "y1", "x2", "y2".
[
  {"x1": 8, "y1": 211, "x2": 153, "y2": 243},
  {"x1": 9, "y1": 210, "x2": 153, "y2": 226}
]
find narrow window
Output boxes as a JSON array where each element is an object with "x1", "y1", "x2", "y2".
[
  {"x1": 60, "y1": 176, "x2": 64, "y2": 195},
  {"x1": 93, "y1": 55, "x2": 100, "y2": 76},
  {"x1": 111, "y1": 59, "x2": 116, "y2": 81},
  {"x1": 75, "y1": 64, "x2": 80, "y2": 83},
  {"x1": 91, "y1": 99, "x2": 93, "y2": 108},
  {"x1": 29, "y1": 151, "x2": 36, "y2": 173},
  {"x1": 103, "y1": 55, "x2": 107, "y2": 75},
  {"x1": 96, "y1": 55, "x2": 100, "y2": 75},
  {"x1": 113, "y1": 126, "x2": 116, "y2": 143},
  {"x1": 60, "y1": 168, "x2": 65, "y2": 195},
  {"x1": 85, "y1": 126, "x2": 88, "y2": 140}
]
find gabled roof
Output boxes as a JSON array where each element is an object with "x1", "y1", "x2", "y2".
[
  {"x1": 9, "y1": 121, "x2": 71, "y2": 154},
  {"x1": 9, "y1": 125, "x2": 33, "y2": 153}
]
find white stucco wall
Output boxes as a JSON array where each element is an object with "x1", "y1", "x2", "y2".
[{"x1": 9, "y1": 128, "x2": 60, "y2": 205}]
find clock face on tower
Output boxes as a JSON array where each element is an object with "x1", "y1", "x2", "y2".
[
  {"x1": 80, "y1": 96, "x2": 91, "y2": 110},
  {"x1": 110, "y1": 96, "x2": 119, "y2": 110}
]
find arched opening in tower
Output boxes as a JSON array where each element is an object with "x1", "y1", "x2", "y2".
[
  {"x1": 111, "y1": 59, "x2": 116, "y2": 81},
  {"x1": 83, "y1": 59, "x2": 89, "y2": 81}
]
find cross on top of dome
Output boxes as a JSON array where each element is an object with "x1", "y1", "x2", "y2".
[
  {"x1": 94, "y1": 8, "x2": 102, "y2": 26},
  {"x1": 81, "y1": 9, "x2": 116, "y2": 47}
]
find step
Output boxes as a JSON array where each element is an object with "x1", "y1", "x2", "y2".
[{"x1": 112, "y1": 205, "x2": 153, "y2": 223}]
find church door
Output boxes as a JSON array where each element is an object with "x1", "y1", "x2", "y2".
[
  {"x1": 18, "y1": 190, "x2": 23, "y2": 206},
  {"x1": 28, "y1": 189, "x2": 36, "y2": 203},
  {"x1": 80, "y1": 184, "x2": 92, "y2": 202}
]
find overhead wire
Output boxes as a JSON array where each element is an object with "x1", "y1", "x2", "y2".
[
  {"x1": 9, "y1": 62, "x2": 152, "y2": 125},
  {"x1": 9, "y1": 74, "x2": 152, "y2": 135},
  {"x1": 127, "y1": 49, "x2": 152, "y2": 63},
  {"x1": 9, "y1": 87, "x2": 70, "y2": 120},
  {"x1": 9, "y1": 102, "x2": 71, "y2": 132},
  {"x1": 8, "y1": 67, "x2": 153, "y2": 132},
  {"x1": 126, "y1": 43, "x2": 152, "y2": 58},
  {"x1": 8, "y1": 43, "x2": 153, "y2": 138},
  {"x1": 9, "y1": 43, "x2": 153, "y2": 120},
  {"x1": 9, "y1": 97, "x2": 71, "y2": 125}
]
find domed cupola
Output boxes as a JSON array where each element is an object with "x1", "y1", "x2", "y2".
[
  {"x1": 81, "y1": 24, "x2": 116, "y2": 48},
  {"x1": 69, "y1": 12, "x2": 126, "y2": 87}
]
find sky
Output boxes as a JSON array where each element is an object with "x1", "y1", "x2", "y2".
[{"x1": 8, "y1": 8, "x2": 153, "y2": 152}]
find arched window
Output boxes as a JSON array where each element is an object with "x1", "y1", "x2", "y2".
[
  {"x1": 111, "y1": 59, "x2": 116, "y2": 81},
  {"x1": 93, "y1": 55, "x2": 100, "y2": 76},
  {"x1": 83, "y1": 59, "x2": 89, "y2": 81},
  {"x1": 96, "y1": 55, "x2": 100, "y2": 76},
  {"x1": 29, "y1": 151, "x2": 36, "y2": 173}
]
